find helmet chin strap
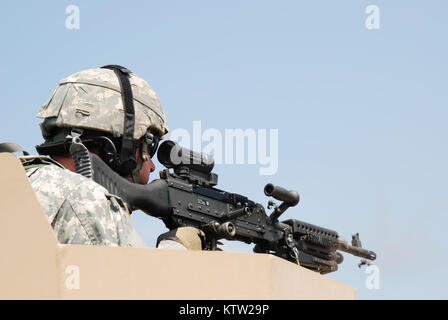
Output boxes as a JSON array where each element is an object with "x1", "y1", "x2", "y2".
[{"x1": 101, "y1": 65, "x2": 137, "y2": 176}]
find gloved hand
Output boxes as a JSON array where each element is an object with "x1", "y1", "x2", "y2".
[{"x1": 156, "y1": 227, "x2": 206, "y2": 251}]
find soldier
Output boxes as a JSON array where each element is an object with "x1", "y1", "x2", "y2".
[{"x1": 27, "y1": 65, "x2": 204, "y2": 249}]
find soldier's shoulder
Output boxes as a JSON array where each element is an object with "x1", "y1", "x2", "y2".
[
  {"x1": 26, "y1": 158, "x2": 111, "y2": 202},
  {"x1": 27, "y1": 157, "x2": 130, "y2": 221}
]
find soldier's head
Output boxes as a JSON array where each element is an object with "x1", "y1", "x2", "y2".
[{"x1": 35, "y1": 65, "x2": 169, "y2": 184}]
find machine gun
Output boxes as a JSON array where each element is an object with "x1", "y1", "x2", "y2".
[{"x1": 91, "y1": 140, "x2": 377, "y2": 274}]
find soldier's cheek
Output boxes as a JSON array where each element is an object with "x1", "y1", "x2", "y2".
[{"x1": 140, "y1": 158, "x2": 155, "y2": 185}]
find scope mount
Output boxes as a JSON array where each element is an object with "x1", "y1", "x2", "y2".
[{"x1": 160, "y1": 166, "x2": 218, "y2": 187}]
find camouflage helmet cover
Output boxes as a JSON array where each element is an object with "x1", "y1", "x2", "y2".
[{"x1": 37, "y1": 67, "x2": 169, "y2": 140}]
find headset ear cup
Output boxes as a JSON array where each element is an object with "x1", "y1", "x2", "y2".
[
  {"x1": 96, "y1": 136, "x2": 137, "y2": 176},
  {"x1": 99, "y1": 139, "x2": 119, "y2": 168}
]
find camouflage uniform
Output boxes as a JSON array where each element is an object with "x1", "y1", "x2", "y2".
[
  {"x1": 25, "y1": 159, "x2": 145, "y2": 247},
  {"x1": 33, "y1": 67, "x2": 168, "y2": 248},
  {"x1": 29, "y1": 66, "x2": 203, "y2": 250}
]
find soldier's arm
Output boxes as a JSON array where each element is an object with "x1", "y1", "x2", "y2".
[
  {"x1": 29, "y1": 164, "x2": 145, "y2": 247},
  {"x1": 62, "y1": 179, "x2": 146, "y2": 247}
]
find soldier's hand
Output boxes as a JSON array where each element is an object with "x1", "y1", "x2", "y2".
[{"x1": 157, "y1": 227, "x2": 206, "y2": 251}]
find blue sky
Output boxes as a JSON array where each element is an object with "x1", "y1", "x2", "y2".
[{"x1": 1, "y1": 1, "x2": 447, "y2": 299}]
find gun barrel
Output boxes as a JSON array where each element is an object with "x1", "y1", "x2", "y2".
[{"x1": 337, "y1": 240, "x2": 377, "y2": 261}]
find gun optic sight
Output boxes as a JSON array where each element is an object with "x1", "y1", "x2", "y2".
[{"x1": 157, "y1": 140, "x2": 215, "y2": 174}]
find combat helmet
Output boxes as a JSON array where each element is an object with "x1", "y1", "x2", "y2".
[{"x1": 36, "y1": 65, "x2": 169, "y2": 176}]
